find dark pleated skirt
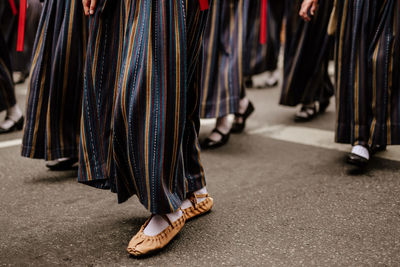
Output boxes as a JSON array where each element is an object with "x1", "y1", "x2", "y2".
[
  {"x1": 280, "y1": 0, "x2": 334, "y2": 107},
  {"x1": 79, "y1": 0, "x2": 208, "y2": 215},
  {"x1": 22, "y1": 0, "x2": 86, "y2": 160},
  {"x1": 0, "y1": 0, "x2": 42, "y2": 73},
  {"x1": 335, "y1": 0, "x2": 400, "y2": 146},
  {"x1": 200, "y1": 0, "x2": 249, "y2": 119},
  {"x1": 0, "y1": 29, "x2": 16, "y2": 112},
  {"x1": 243, "y1": 0, "x2": 285, "y2": 76}
]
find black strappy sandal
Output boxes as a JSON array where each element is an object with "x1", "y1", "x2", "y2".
[
  {"x1": 201, "y1": 128, "x2": 230, "y2": 149},
  {"x1": 0, "y1": 116, "x2": 24, "y2": 134},
  {"x1": 231, "y1": 101, "x2": 255, "y2": 134},
  {"x1": 294, "y1": 105, "x2": 317, "y2": 122}
]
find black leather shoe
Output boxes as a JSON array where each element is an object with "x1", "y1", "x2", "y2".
[
  {"x1": 46, "y1": 157, "x2": 79, "y2": 171},
  {"x1": 370, "y1": 145, "x2": 386, "y2": 155},
  {"x1": 231, "y1": 101, "x2": 255, "y2": 134},
  {"x1": 201, "y1": 128, "x2": 230, "y2": 150},
  {"x1": 347, "y1": 153, "x2": 369, "y2": 167},
  {"x1": 0, "y1": 116, "x2": 24, "y2": 134}
]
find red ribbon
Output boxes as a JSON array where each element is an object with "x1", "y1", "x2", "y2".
[
  {"x1": 8, "y1": 0, "x2": 18, "y2": 15},
  {"x1": 17, "y1": 0, "x2": 27, "y2": 52},
  {"x1": 260, "y1": 0, "x2": 268, "y2": 44},
  {"x1": 199, "y1": 0, "x2": 209, "y2": 11}
]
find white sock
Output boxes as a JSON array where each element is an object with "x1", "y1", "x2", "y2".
[
  {"x1": 352, "y1": 145, "x2": 370, "y2": 160},
  {"x1": 143, "y1": 209, "x2": 183, "y2": 236},
  {"x1": 7, "y1": 104, "x2": 22, "y2": 122},
  {"x1": 181, "y1": 187, "x2": 208, "y2": 210},
  {"x1": 0, "y1": 105, "x2": 22, "y2": 130}
]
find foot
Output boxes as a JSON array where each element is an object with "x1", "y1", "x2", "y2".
[
  {"x1": 347, "y1": 145, "x2": 370, "y2": 167},
  {"x1": 231, "y1": 99, "x2": 255, "y2": 134},
  {"x1": 0, "y1": 116, "x2": 24, "y2": 134},
  {"x1": 181, "y1": 187, "x2": 213, "y2": 221},
  {"x1": 13, "y1": 71, "x2": 29, "y2": 85},
  {"x1": 294, "y1": 104, "x2": 317, "y2": 122},
  {"x1": 46, "y1": 157, "x2": 79, "y2": 171},
  {"x1": 127, "y1": 209, "x2": 185, "y2": 256}
]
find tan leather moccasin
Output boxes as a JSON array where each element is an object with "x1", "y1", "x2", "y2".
[
  {"x1": 183, "y1": 193, "x2": 213, "y2": 221},
  {"x1": 127, "y1": 213, "x2": 186, "y2": 256}
]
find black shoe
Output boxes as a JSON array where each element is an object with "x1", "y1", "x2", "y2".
[
  {"x1": 231, "y1": 101, "x2": 255, "y2": 134},
  {"x1": 201, "y1": 128, "x2": 230, "y2": 150},
  {"x1": 294, "y1": 104, "x2": 317, "y2": 122},
  {"x1": 347, "y1": 152, "x2": 369, "y2": 167},
  {"x1": 370, "y1": 145, "x2": 387, "y2": 155},
  {"x1": 0, "y1": 116, "x2": 24, "y2": 134},
  {"x1": 318, "y1": 100, "x2": 330, "y2": 114},
  {"x1": 46, "y1": 157, "x2": 79, "y2": 171}
]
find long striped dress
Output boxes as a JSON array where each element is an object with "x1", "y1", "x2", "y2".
[
  {"x1": 0, "y1": 29, "x2": 16, "y2": 112},
  {"x1": 335, "y1": 0, "x2": 400, "y2": 146},
  {"x1": 244, "y1": 0, "x2": 285, "y2": 77},
  {"x1": 200, "y1": 0, "x2": 249, "y2": 119},
  {"x1": 21, "y1": 0, "x2": 87, "y2": 160},
  {"x1": 280, "y1": 0, "x2": 334, "y2": 107},
  {"x1": 79, "y1": 0, "x2": 209, "y2": 215}
]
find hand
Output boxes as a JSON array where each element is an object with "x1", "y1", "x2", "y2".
[
  {"x1": 82, "y1": 0, "x2": 97, "y2": 16},
  {"x1": 299, "y1": 0, "x2": 318, "y2": 21}
]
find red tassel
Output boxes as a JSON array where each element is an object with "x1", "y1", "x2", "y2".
[
  {"x1": 17, "y1": 0, "x2": 27, "y2": 52},
  {"x1": 260, "y1": 0, "x2": 268, "y2": 44},
  {"x1": 8, "y1": 0, "x2": 18, "y2": 16},
  {"x1": 198, "y1": 0, "x2": 209, "y2": 11}
]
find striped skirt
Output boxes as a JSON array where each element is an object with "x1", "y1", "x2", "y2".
[
  {"x1": 79, "y1": 0, "x2": 209, "y2": 215},
  {"x1": 0, "y1": 29, "x2": 16, "y2": 112},
  {"x1": 335, "y1": 0, "x2": 400, "y2": 146},
  {"x1": 21, "y1": 0, "x2": 87, "y2": 160},
  {"x1": 200, "y1": 0, "x2": 249, "y2": 119},
  {"x1": 244, "y1": 0, "x2": 285, "y2": 76},
  {"x1": 280, "y1": 0, "x2": 334, "y2": 107}
]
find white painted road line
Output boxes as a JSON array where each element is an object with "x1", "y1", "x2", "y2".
[
  {"x1": 0, "y1": 139, "x2": 22, "y2": 149},
  {"x1": 0, "y1": 123, "x2": 399, "y2": 162},
  {"x1": 248, "y1": 124, "x2": 400, "y2": 162}
]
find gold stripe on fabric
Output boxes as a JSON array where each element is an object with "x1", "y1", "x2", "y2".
[
  {"x1": 354, "y1": 52, "x2": 360, "y2": 141},
  {"x1": 369, "y1": 41, "x2": 380, "y2": 145},
  {"x1": 80, "y1": 117, "x2": 92, "y2": 180},
  {"x1": 237, "y1": 0, "x2": 244, "y2": 98},
  {"x1": 200, "y1": 0, "x2": 217, "y2": 117},
  {"x1": 387, "y1": 9, "x2": 397, "y2": 145},
  {"x1": 169, "y1": 1, "x2": 181, "y2": 203},
  {"x1": 59, "y1": 0, "x2": 76, "y2": 155},
  {"x1": 335, "y1": 0, "x2": 348, "y2": 139},
  {"x1": 25, "y1": 22, "x2": 46, "y2": 156}
]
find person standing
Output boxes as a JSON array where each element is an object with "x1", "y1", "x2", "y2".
[
  {"x1": 0, "y1": 0, "x2": 42, "y2": 84},
  {"x1": 21, "y1": 0, "x2": 86, "y2": 170},
  {"x1": 200, "y1": 0, "x2": 254, "y2": 149},
  {"x1": 280, "y1": 0, "x2": 334, "y2": 122},
  {"x1": 300, "y1": 0, "x2": 400, "y2": 166},
  {"x1": 79, "y1": 0, "x2": 213, "y2": 256},
  {"x1": 0, "y1": 1, "x2": 24, "y2": 134},
  {"x1": 244, "y1": 0, "x2": 285, "y2": 89}
]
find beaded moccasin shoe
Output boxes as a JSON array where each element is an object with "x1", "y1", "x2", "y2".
[
  {"x1": 127, "y1": 213, "x2": 186, "y2": 256},
  {"x1": 183, "y1": 193, "x2": 213, "y2": 221}
]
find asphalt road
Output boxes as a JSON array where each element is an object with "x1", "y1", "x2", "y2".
[{"x1": 0, "y1": 76, "x2": 399, "y2": 266}]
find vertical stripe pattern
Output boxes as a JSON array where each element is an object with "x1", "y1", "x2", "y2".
[
  {"x1": 22, "y1": 0, "x2": 87, "y2": 160},
  {"x1": 79, "y1": 0, "x2": 209, "y2": 215},
  {"x1": 200, "y1": 0, "x2": 249, "y2": 119},
  {"x1": 335, "y1": 0, "x2": 400, "y2": 146}
]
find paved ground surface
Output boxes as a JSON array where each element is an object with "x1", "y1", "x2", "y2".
[{"x1": 1, "y1": 76, "x2": 400, "y2": 266}]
